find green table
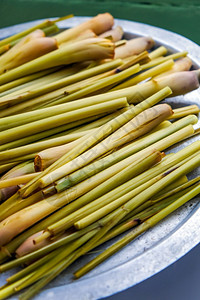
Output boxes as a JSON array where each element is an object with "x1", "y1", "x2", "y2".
[{"x1": 0, "y1": 0, "x2": 200, "y2": 44}]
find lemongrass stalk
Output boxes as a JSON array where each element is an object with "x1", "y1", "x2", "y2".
[
  {"x1": 0, "y1": 59, "x2": 122, "y2": 111},
  {"x1": 0, "y1": 67, "x2": 59, "y2": 95},
  {"x1": 168, "y1": 105, "x2": 200, "y2": 119},
  {"x1": 0, "y1": 162, "x2": 34, "y2": 202},
  {"x1": 39, "y1": 104, "x2": 172, "y2": 188},
  {"x1": 0, "y1": 37, "x2": 115, "y2": 85},
  {"x1": 151, "y1": 175, "x2": 200, "y2": 203},
  {"x1": 99, "y1": 26, "x2": 123, "y2": 41},
  {"x1": 41, "y1": 63, "x2": 141, "y2": 104},
  {"x1": 155, "y1": 175, "x2": 188, "y2": 195},
  {"x1": 118, "y1": 51, "x2": 150, "y2": 72},
  {"x1": 0, "y1": 130, "x2": 94, "y2": 162},
  {"x1": 55, "y1": 13, "x2": 114, "y2": 44},
  {"x1": 0, "y1": 114, "x2": 101, "y2": 152},
  {"x1": 17, "y1": 251, "x2": 77, "y2": 300},
  {"x1": 140, "y1": 51, "x2": 188, "y2": 70},
  {"x1": 21, "y1": 87, "x2": 171, "y2": 198},
  {"x1": 0, "y1": 191, "x2": 44, "y2": 222},
  {"x1": 14, "y1": 230, "x2": 97, "y2": 292},
  {"x1": 0, "y1": 45, "x2": 10, "y2": 55},
  {"x1": 52, "y1": 115, "x2": 196, "y2": 192},
  {"x1": 0, "y1": 163, "x2": 18, "y2": 175},
  {"x1": 148, "y1": 46, "x2": 168, "y2": 59},
  {"x1": 0, "y1": 173, "x2": 38, "y2": 189},
  {"x1": 0, "y1": 83, "x2": 130, "y2": 131},
  {"x1": 0, "y1": 70, "x2": 113, "y2": 114},
  {"x1": 0, "y1": 98, "x2": 128, "y2": 145},
  {"x1": 74, "y1": 175, "x2": 189, "y2": 230},
  {"x1": 114, "y1": 37, "x2": 154, "y2": 59},
  {"x1": 154, "y1": 57, "x2": 192, "y2": 78},
  {"x1": 0, "y1": 36, "x2": 58, "y2": 74},
  {"x1": 0, "y1": 15, "x2": 73, "y2": 47},
  {"x1": 74, "y1": 183, "x2": 200, "y2": 278},
  {"x1": 111, "y1": 59, "x2": 174, "y2": 90},
  {"x1": 70, "y1": 153, "x2": 200, "y2": 265},
  {"x1": 42, "y1": 24, "x2": 59, "y2": 36},
  {"x1": 2, "y1": 154, "x2": 36, "y2": 164}
]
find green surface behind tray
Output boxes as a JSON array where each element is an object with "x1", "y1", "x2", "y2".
[{"x1": 0, "y1": 0, "x2": 199, "y2": 45}]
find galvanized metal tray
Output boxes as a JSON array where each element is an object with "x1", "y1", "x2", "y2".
[{"x1": 0, "y1": 17, "x2": 200, "y2": 300}]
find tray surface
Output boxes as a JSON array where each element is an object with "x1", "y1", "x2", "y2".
[{"x1": 0, "y1": 17, "x2": 200, "y2": 300}]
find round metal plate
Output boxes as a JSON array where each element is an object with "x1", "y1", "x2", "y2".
[{"x1": 0, "y1": 17, "x2": 200, "y2": 300}]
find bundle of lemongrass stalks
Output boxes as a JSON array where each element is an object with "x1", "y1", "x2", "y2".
[{"x1": 0, "y1": 12, "x2": 200, "y2": 300}]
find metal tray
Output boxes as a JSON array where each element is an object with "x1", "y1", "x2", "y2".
[{"x1": 0, "y1": 17, "x2": 200, "y2": 300}]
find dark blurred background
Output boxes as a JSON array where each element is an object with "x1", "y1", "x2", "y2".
[
  {"x1": 0, "y1": 1, "x2": 199, "y2": 299},
  {"x1": 0, "y1": 0, "x2": 200, "y2": 44}
]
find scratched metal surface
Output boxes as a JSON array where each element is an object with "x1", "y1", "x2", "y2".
[{"x1": 0, "y1": 17, "x2": 199, "y2": 300}]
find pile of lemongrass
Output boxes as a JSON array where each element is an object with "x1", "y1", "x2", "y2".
[{"x1": 0, "y1": 12, "x2": 200, "y2": 300}]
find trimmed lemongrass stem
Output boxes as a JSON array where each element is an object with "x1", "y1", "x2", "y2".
[
  {"x1": 0, "y1": 173, "x2": 38, "y2": 189},
  {"x1": 0, "y1": 114, "x2": 102, "y2": 152},
  {"x1": 74, "y1": 183, "x2": 200, "y2": 278},
  {"x1": 0, "y1": 129, "x2": 95, "y2": 162},
  {"x1": 55, "y1": 13, "x2": 114, "y2": 44},
  {"x1": 168, "y1": 105, "x2": 200, "y2": 119},
  {"x1": 118, "y1": 51, "x2": 150, "y2": 72},
  {"x1": 46, "y1": 132, "x2": 198, "y2": 237},
  {"x1": 151, "y1": 175, "x2": 200, "y2": 203},
  {"x1": 0, "y1": 98, "x2": 128, "y2": 145},
  {"x1": 154, "y1": 57, "x2": 192, "y2": 79},
  {"x1": 0, "y1": 67, "x2": 139, "y2": 132},
  {"x1": 0, "y1": 161, "x2": 34, "y2": 202},
  {"x1": 140, "y1": 51, "x2": 188, "y2": 70},
  {"x1": 21, "y1": 87, "x2": 172, "y2": 198},
  {"x1": 155, "y1": 175, "x2": 188, "y2": 195},
  {"x1": 0, "y1": 191, "x2": 44, "y2": 222},
  {"x1": 0, "y1": 163, "x2": 18, "y2": 175},
  {"x1": 39, "y1": 104, "x2": 172, "y2": 188},
  {"x1": 69, "y1": 153, "x2": 200, "y2": 264},
  {"x1": 111, "y1": 59, "x2": 174, "y2": 90},
  {"x1": 0, "y1": 37, "x2": 114, "y2": 85},
  {"x1": 41, "y1": 63, "x2": 141, "y2": 105},
  {"x1": 148, "y1": 46, "x2": 168, "y2": 59},
  {"x1": 53, "y1": 115, "x2": 196, "y2": 192},
  {"x1": 0, "y1": 59, "x2": 122, "y2": 110},
  {"x1": 0, "y1": 45, "x2": 10, "y2": 55},
  {"x1": 114, "y1": 37, "x2": 154, "y2": 59}
]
